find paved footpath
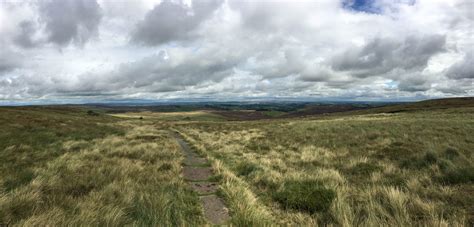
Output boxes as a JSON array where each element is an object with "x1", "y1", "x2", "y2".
[{"x1": 172, "y1": 132, "x2": 230, "y2": 225}]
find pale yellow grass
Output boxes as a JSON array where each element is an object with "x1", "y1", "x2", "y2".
[{"x1": 0, "y1": 122, "x2": 203, "y2": 226}]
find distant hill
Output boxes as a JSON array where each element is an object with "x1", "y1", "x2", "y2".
[{"x1": 358, "y1": 97, "x2": 474, "y2": 114}]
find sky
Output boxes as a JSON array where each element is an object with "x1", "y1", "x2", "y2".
[{"x1": 0, "y1": 0, "x2": 473, "y2": 104}]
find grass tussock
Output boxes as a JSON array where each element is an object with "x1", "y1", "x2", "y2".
[
  {"x1": 273, "y1": 179, "x2": 335, "y2": 213},
  {"x1": 235, "y1": 162, "x2": 262, "y2": 177}
]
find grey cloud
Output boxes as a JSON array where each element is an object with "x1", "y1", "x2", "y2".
[
  {"x1": 446, "y1": 52, "x2": 474, "y2": 79},
  {"x1": 53, "y1": 91, "x2": 119, "y2": 97},
  {"x1": 455, "y1": 1, "x2": 474, "y2": 21},
  {"x1": 331, "y1": 35, "x2": 446, "y2": 77},
  {"x1": 132, "y1": 0, "x2": 223, "y2": 45},
  {"x1": 298, "y1": 67, "x2": 334, "y2": 82},
  {"x1": 13, "y1": 21, "x2": 39, "y2": 48},
  {"x1": 248, "y1": 47, "x2": 335, "y2": 83},
  {"x1": 435, "y1": 79, "x2": 472, "y2": 95},
  {"x1": 0, "y1": 49, "x2": 23, "y2": 73},
  {"x1": 39, "y1": 0, "x2": 102, "y2": 46},
  {"x1": 228, "y1": 0, "x2": 332, "y2": 33},
  {"x1": 398, "y1": 76, "x2": 431, "y2": 92},
  {"x1": 436, "y1": 86, "x2": 468, "y2": 95},
  {"x1": 60, "y1": 46, "x2": 241, "y2": 96},
  {"x1": 115, "y1": 53, "x2": 235, "y2": 90},
  {"x1": 228, "y1": 1, "x2": 278, "y2": 31}
]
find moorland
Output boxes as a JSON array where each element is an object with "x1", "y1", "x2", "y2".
[{"x1": 0, "y1": 98, "x2": 473, "y2": 225}]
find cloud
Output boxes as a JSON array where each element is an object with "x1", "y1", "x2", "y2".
[
  {"x1": 446, "y1": 52, "x2": 474, "y2": 79},
  {"x1": 331, "y1": 35, "x2": 446, "y2": 78},
  {"x1": 39, "y1": 0, "x2": 102, "y2": 46},
  {"x1": 0, "y1": 0, "x2": 472, "y2": 102},
  {"x1": 434, "y1": 79, "x2": 472, "y2": 95},
  {"x1": 398, "y1": 75, "x2": 432, "y2": 92},
  {"x1": 0, "y1": 47, "x2": 23, "y2": 73},
  {"x1": 13, "y1": 20, "x2": 39, "y2": 48},
  {"x1": 131, "y1": 0, "x2": 223, "y2": 45},
  {"x1": 40, "y1": 44, "x2": 242, "y2": 97}
]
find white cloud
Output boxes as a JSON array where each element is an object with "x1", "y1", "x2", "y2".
[{"x1": 0, "y1": 0, "x2": 472, "y2": 102}]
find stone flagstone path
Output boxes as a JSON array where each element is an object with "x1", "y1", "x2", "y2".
[{"x1": 171, "y1": 132, "x2": 230, "y2": 225}]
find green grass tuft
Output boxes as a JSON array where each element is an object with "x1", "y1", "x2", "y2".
[
  {"x1": 439, "y1": 167, "x2": 474, "y2": 185},
  {"x1": 235, "y1": 162, "x2": 262, "y2": 177},
  {"x1": 423, "y1": 151, "x2": 438, "y2": 164},
  {"x1": 273, "y1": 180, "x2": 335, "y2": 213},
  {"x1": 348, "y1": 162, "x2": 382, "y2": 175},
  {"x1": 444, "y1": 147, "x2": 460, "y2": 160},
  {"x1": 158, "y1": 163, "x2": 173, "y2": 171},
  {"x1": 3, "y1": 169, "x2": 35, "y2": 192}
]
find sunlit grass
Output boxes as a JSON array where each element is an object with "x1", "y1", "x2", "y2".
[{"x1": 110, "y1": 111, "x2": 225, "y2": 122}]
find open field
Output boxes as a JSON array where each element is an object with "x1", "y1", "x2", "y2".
[
  {"x1": 110, "y1": 110, "x2": 225, "y2": 122},
  {"x1": 1, "y1": 98, "x2": 473, "y2": 225}
]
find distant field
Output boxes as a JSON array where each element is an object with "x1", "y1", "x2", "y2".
[
  {"x1": 211, "y1": 103, "x2": 373, "y2": 120},
  {"x1": 110, "y1": 111, "x2": 225, "y2": 122},
  {"x1": 1, "y1": 98, "x2": 473, "y2": 225},
  {"x1": 89, "y1": 101, "x2": 380, "y2": 121}
]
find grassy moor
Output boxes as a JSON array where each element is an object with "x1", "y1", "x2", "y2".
[
  {"x1": 0, "y1": 98, "x2": 473, "y2": 226},
  {"x1": 2, "y1": 0, "x2": 472, "y2": 225}
]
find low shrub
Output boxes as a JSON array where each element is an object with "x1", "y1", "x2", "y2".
[
  {"x1": 3, "y1": 169, "x2": 35, "y2": 191},
  {"x1": 444, "y1": 147, "x2": 460, "y2": 160},
  {"x1": 423, "y1": 151, "x2": 438, "y2": 164},
  {"x1": 255, "y1": 177, "x2": 278, "y2": 191},
  {"x1": 273, "y1": 180, "x2": 335, "y2": 213},
  {"x1": 235, "y1": 162, "x2": 261, "y2": 177},
  {"x1": 349, "y1": 162, "x2": 382, "y2": 175},
  {"x1": 158, "y1": 163, "x2": 173, "y2": 171},
  {"x1": 86, "y1": 110, "x2": 99, "y2": 116},
  {"x1": 400, "y1": 151, "x2": 438, "y2": 169},
  {"x1": 439, "y1": 167, "x2": 474, "y2": 185},
  {"x1": 367, "y1": 132, "x2": 380, "y2": 140},
  {"x1": 383, "y1": 173, "x2": 406, "y2": 187},
  {"x1": 245, "y1": 141, "x2": 270, "y2": 154}
]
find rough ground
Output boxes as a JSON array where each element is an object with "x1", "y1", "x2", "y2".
[{"x1": 172, "y1": 132, "x2": 230, "y2": 225}]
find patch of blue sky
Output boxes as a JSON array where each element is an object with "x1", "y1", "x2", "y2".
[
  {"x1": 342, "y1": 0, "x2": 416, "y2": 14},
  {"x1": 385, "y1": 80, "x2": 399, "y2": 89},
  {"x1": 343, "y1": 0, "x2": 382, "y2": 14}
]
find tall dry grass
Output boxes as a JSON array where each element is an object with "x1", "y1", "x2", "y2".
[{"x1": 1, "y1": 122, "x2": 203, "y2": 225}]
